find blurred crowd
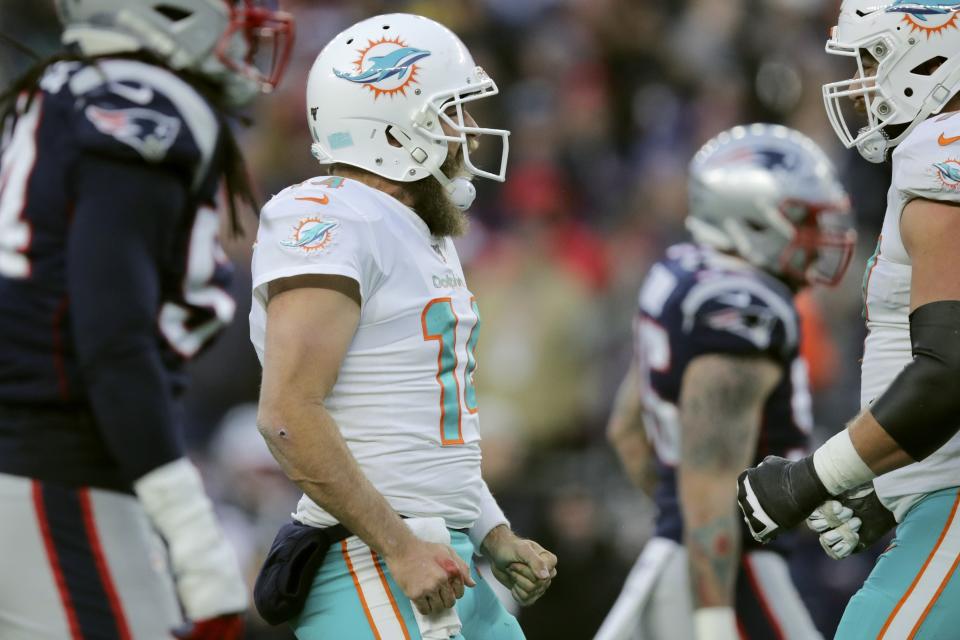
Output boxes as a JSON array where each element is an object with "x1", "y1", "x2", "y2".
[{"x1": 1, "y1": 0, "x2": 896, "y2": 637}]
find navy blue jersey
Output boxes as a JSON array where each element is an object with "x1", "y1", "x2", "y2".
[
  {"x1": 0, "y1": 59, "x2": 234, "y2": 489},
  {"x1": 635, "y1": 243, "x2": 812, "y2": 550}
]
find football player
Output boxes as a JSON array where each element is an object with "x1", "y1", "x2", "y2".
[
  {"x1": 251, "y1": 12, "x2": 557, "y2": 640},
  {"x1": 0, "y1": 1, "x2": 293, "y2": 639},
  {"x1": 597, "y1": 124, "x2": 855, "y2": 640},
  {"x1": 737, "y1": 2, "x2": 960, "y2": 637}
]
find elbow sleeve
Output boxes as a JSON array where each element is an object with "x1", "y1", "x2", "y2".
[{"x1": 870, "y1": 301, "x2": 960, "y2": 461}]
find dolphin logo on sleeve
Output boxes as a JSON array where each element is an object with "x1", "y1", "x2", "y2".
[
  {"x1": 934, "y1": 160, "x2": 960, "y2": 185},
  {"x1": 281, "y1": 218, "x2": 340, "y2": 252}
]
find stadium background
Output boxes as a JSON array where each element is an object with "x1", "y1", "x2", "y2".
[{"x1": 0, "y1": 0, "x2": 893, "y2": 637}]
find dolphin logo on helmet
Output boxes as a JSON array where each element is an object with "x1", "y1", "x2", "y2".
[
  {"x1": 888, "y1": 0, "x2": 960, "y2": 19},
  {"x1": 334, "y1": 47, "x2": 431, "y2": 84}
]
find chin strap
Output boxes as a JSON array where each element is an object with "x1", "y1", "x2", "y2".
[
  {"x1": 433, "y1": 172, "x2": 476, "y2": 211},
  {"x1": 387, "y1": 126, "x2": 477, "y2": 211},
  {"x1": 856, "y1": 127, "x2": 890, "y2": 165}
]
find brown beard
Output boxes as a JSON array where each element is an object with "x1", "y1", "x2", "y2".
[{"x1": 406, "y1": 153, "x2": 469, "y2": 237}]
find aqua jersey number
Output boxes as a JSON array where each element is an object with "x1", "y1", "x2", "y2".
[{"x1": 421, "y1": 297, "x2": 480, "y2": 445}]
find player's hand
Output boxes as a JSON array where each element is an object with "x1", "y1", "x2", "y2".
[
  {"x1": 480, "y1": 525, "x2": 557, "y2": 606},
  {"x1": 807, "y1": 483, "x2": 896, "y2": 560},
  {"x1": 134, "y1": 460, "x2": 248, "y2": 622},
  {"x1": 737, "y1": 455, "x2": 831, "y2": 543},
  {"x1": 173, "y1": 613, "x2": 244, "y2": 640},
  {"x1": 385, "y1": 538, "x2": 475, "y2": 615}
]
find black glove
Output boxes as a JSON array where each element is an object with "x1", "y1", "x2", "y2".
[
  {"x1": 737, "y1": 455, "x2": 831, "y2": 543},
  {"x1": 806, "y1": 483, "x2": 897, "y2": 559}
]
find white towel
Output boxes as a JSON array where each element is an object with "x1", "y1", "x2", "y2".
[{"x1": 404, "y1": 517, "x2": 464, "y2": 639}]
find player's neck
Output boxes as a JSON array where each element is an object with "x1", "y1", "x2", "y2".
[{"x1": 329, "y1": 166, "x2": 415, "y2": 207}]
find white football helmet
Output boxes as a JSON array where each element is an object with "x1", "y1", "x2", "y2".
[
  {"x1": 306, "y1": 13, "x2": 510, "y2": 211},
  {"x1": 824, "y1": 1, "x2": 960, "y2": 163},
  {"x1": 687, "y1": 124, "x2": 856, "y2": 287},
  {"x1": 55, "y1": 0, "x2": 294, "y2": 105}
]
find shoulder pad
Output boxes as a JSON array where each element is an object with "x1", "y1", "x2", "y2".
[
  {"x1": 63, "y1": 60, "x2": 218, "y2": 184},
  {"x1": 894, "y1": 114, "x2": 960, "y2": 204},
  {"x1": 679, "y1": 274, "x2": 798, "y2": 359},
  {"x1": 253, "y1": 177, "x2": 385, "y2": 301}
]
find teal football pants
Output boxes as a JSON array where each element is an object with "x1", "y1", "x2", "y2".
[
  {"x1": 835, "y1": 487, "x2": 960, "y2": 640},
  {"x1": 292, "y1": 529, "x2": 525, "y2": 639}
]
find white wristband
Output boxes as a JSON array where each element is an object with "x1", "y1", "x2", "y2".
[
  {"x1": 813, "y1": 430, "x2": 876, "y2": 496},
  {"x1": 694, "y1": 607, "x2": 739, "y2": 640},
  {"x1": 468, "y1": 481, "x2": 509, "y2": 549},
  {"x1": 134, "y1": 458, "x2": 248, "y2": 620}
]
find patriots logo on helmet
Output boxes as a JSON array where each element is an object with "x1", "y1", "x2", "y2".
[
  {"x1": 334, "y1": 36, "x2": 431, "y2": 99},
  {"x1": 84, "y1": 105, "x2": 181, "y2": 162},
  {"x1": 714, "y1": 148, "x2": 798, "y2": 172}
]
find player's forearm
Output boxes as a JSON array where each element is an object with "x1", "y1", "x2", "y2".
[
  {"x1": 610, "y1": 428, "x2": 659, "y2": 495},
  {"x1": 607, "y1": 364, "x2": 658, "y2": 494},
  {"x1": 678, "y1": 397, "x2": 751, "y2": 608},
  {"x1": 257, "y1": 399, "x2": 416, "y2": 559},
  {"x1": 849, "y1": 410, "x2": 915, "y2": 474},
  {"x1": 79, "y1": 346, "x2": 184, "y2": 480},
  {"x1": 680, "y1": 470, "x2": 742, "y2": 608},
  {"x1": 68, "y1": 157, "x2": 188, "y2": 483},
  {"x1": 678, "y1": 355, "x2": 778, "y2": 606},
  {"x1": 471, "y1": 480, "x2": 510, "y2": 550}
]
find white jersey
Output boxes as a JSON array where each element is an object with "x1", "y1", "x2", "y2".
[
  {"x1": 249, "y1": 177, "x2": 482, "y2": 529},
  {"x1": 862, "y1": 113, "x2": 960, "y2": 520}
]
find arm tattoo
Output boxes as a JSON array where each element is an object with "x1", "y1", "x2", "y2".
[
  {"x1": 686, "y1": 512, "x2": 740, "y2": 604},
  {"x1": 678, "y1": 355, "x2": 780, "y2": 606},
  {"x1": 680, "y1": 356, "x2": 779, "y2": 470}
]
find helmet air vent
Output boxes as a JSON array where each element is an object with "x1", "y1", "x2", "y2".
[
  {"x1": 155, "y1": 5, "x2": 191, "y2": 22},
  {"x1": 910, "y1": 57, "x2": 948, "y2": 77}
]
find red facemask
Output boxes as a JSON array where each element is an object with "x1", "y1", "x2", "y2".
[
  {"x1": 777, "y1": 198, "x2": 856, "y2": 287},
  {"x1": 215, "y1": 0, "x2": 295, "y2": 93}
]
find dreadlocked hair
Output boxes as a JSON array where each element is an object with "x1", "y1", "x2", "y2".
[
  {"x1": 0, "y1": 49, "x2": 259, "y2": 237},
  {"x1": 0, "y1": 52, "x2": 88, "y2": 124}
]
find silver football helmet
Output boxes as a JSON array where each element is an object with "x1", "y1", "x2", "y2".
[
  {"x1": 55, "y1": 0, "x2": 294, "y2": 106},
  {"x1": 687, "y1": 124, "x2": 856, "y2": 287}
]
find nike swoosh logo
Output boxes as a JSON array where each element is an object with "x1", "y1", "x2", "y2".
[
  {"x1": 295, "y1": 195, "x2": 330, "y2": 205},
  {"x1": 939, "y1": 133, "x2": 960, "y2": 146},
  {"x1": 110, "y1": 82, "x2": 154, "y2": 105}
]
